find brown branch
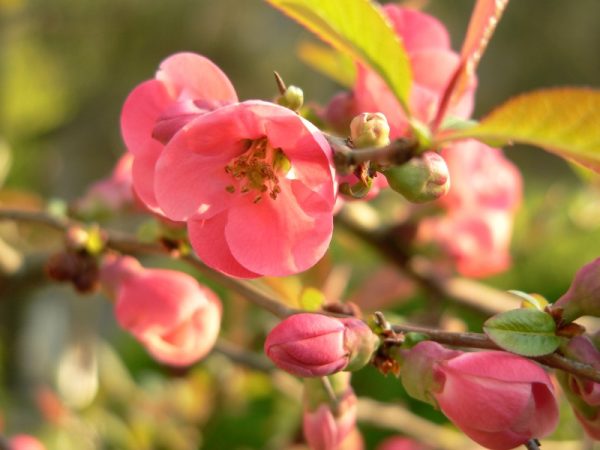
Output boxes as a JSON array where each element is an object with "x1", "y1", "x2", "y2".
[
  {"x1": 0, "y1": 208, "x2": 296, "y2": 319},
  {"x1": 393, "y1": 323, "x2": 600, "y2": 383},
  {"x1": 326, "y1": 135, "x2": 418, "y2": 171}
]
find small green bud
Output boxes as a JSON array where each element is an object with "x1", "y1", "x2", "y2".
[
  {"x1": 383, "y1": 151, "x2": 450, "y2": 203},
  {"x1": 350, "y1": 112, "x2": 390, "y2": 148},
  {"x1": 277, "y1": 85, "x2": 304, "y2": 111}
]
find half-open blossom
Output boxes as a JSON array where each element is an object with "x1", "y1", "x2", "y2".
[
  {"x1": 264, "y1": 313, "x2": 378, "y2": 377},
  {"x1": 354, "y1": 5, "x2": 475, "y2": 139},
  {"x1": 100, "y1": 254, "x2": 222, "y2": 366},
  {"x1": 9, "y1": 435, "x2": 46, "y2": 450},
  {"x1": 120, "y1": 52, "x2": 238, "y2": 212},
  {"x1": 153, "y1": 100, "x2": 337, "y2": 278},
  {"x1": 303, "y1": 373, "x2": 358, "y2": 450},
  {"x1": 401, "y1": 341, "x2": 558, "y2": 450}
]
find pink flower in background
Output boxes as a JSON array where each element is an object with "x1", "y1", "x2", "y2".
[
  {"x1": 100, "y1": 254, "x2": 222, "y2": 366},
  {"x1": 153, "y1": 100, "x2": 336, "y2": 278},
  {"x1": 264, "y1": 313, "x2": 377, "y2": 377},
  {"x1": 9, "y1": 435, "x2": 46, "y2": 450},
  {"x1": 303, "y1": 391, "x2": 357, "y2": 450},
  {"x1": 418, "y1": 140, "x2": 522, "y2": 277},
  {"x1": 76, "y1": 153, "x2": 134, "y2": 214},
  {"x1": 354, "y1": 5, "x2": 475, "y2": 139},
  {"x1": 401, "y1": 342, "x2": 559, "y2": 450},
  {"x1": 120, "y1": 52, "x2": 238, "y2": 213}
]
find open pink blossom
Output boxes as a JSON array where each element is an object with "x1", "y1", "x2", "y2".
[
  {"x1": 100, "y1": 254, "x2": 222, "y2": 366},
  {"x1": 401, "y1": 342, "x2": 559, "y2": 450},
  {"x1": 264, "y1": 313, "x2": 377, "y2": 377},
  {"x1": 153, "y1": 100, "x2": 336, "y2": 278},
  {"x1": 354, "y1": 5, "x2": 475, "y2": 139},
  {"x1": 120, "y1": 52, "x2": 238, "y2": 213},
  {"x1": 9, "y1": 435, "x2": 46, "y2": 450}
]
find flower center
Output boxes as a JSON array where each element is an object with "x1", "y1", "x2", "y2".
[{"x1": 224, "y1": 137, "x2": 291, "y2": 204}]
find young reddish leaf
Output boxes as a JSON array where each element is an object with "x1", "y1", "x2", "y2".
[
  {"x1": 483, "y1": 308, "x2": 561, "y2": 357},
  {"x1": 434, "y1": 0, "x2": 509, "y2": 129},
  {"x1": 442, "y1": 88, "x2": 600, "y2": 172},
  {"x1": 265, "y1": 0, "x2": 412, "y2": 113},
  {"x1": 297, "y1": 41, "x2": 356, "y2": 88}
]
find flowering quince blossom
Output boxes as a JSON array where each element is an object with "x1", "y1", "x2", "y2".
[
  {"x1": 120, "y1": 52, "x2": 238, "y2": 213},
  {"x1": 8, "y1": 435, "x2": 46, "y2": 450},
  {"x1": 303, "y1": 373, "x2": 359, "y2": 450},
  {"x1": 76, "y1": 153, "x2": 134, "y2": 214},
  {"x1": 153, "y1": 100, "x2": 337, "y2": 278},
  {"x1": 401, "y1": 341, "x2": 559, "y2": 450},
  {"x1": 100, "y1": 254, "x2": 222, "y2": 366},
  {"x1": 418, "y1": 140, "x2": 523, "y2": 277},
  {"x1": 264, "y1": 313, "x2": 378, "y2": 377},
  {"x1": 354, "y1": 5, "x2": 475, "y2": 139}
]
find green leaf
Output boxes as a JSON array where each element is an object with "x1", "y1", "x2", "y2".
[
  {"x1": 297, "y1": 41, "x2": 356, "y2": 87},
  {"x1": 266, "y1": 0, "x2": 412, "y2": 112},
  {"x1": 483, "y1": 308, "x2": 561, "y2": 357},
  {"x1": 442, "y1": 88, "x2": 600, "y2": 172}
]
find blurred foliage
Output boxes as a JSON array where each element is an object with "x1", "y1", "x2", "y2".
[{"x1": 1, "y1": 0, "x2": 600, "y2": 449}]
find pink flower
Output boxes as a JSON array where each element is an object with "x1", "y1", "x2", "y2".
[
  {"x1": 417, "y1": 140, "x2": 522, "y2": 277},
  {"x1": 9, "y1": 435, "x2": 46, "y2": 450},
  {"x1": 153, "y1": 100, "x2": 337, "y2": 278},
  {"x1": 264, "y1": 313, "x2": 378, "y2": 377},
  {"x1": 76, "y1": 153, "x2": 134, "y2": 214},
  {"x1": 354, "y1": 6, "x2": 475, "y2": 139},
  {"x1": 303, "y1": 373, "x2": 358, "y2": 450},
  {"x1": 120, "y1": 52, "x2": 238, "y2": 213},
  {"x1": 401, "y1": 342, "x2": 559, "y2": 450},
  {"x1": 552, "y1": 257, "x2": 600, "y2": 323},
  {"x1": 100, "y1": 254, "x2": 222, "y2": 366}
]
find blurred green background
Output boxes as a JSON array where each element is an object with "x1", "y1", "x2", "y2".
[{"x1": 1, "y1": 0, "x2": 600, "y2": 449}]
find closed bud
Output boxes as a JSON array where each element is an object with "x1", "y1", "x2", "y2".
[
  {"x1": 350, "y1": 112, "x2": 390, "y2": 148},
  {"x1": 400, "y1": 341, "x2": 558, "y2": 450},
  {"x1": 552, "y1": 257, "x2": 600, "y2": 323},
  {"x1": 264, "y1": 313, "x2": 378, "y2": 377},
  {"x1": 303, "y1": 373, "x2": 358, "y2": 450},
  {"x1": 277, "y1": 85, "x2": 304, "y2": 111},
  {"x1": 383, "y1": 152, "x2": 450, "y2": 203}
]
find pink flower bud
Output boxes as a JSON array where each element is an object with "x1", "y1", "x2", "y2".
[
  {"x1": 100, "y1": 255, "x2": 222, "y2": 366},
  {"x1": 383, "y1": 152, "x2": 450, "y2": 203},
  {"x1": 401, "y1": 341, "x2": 559, "y2": 450},
  {"x1": 264, "y1": 313, "x2": 378, "y2": 377},
  {"x1": 553, "y1": 257, "x2": 600, "y2": 323},
  {"x1": 303, "y1": 374, "x2": 358, "y2": 450},
  {"x1": 323, "y1": 91, "x2": 359, "y2": 135},
  {"x1": 557, "y1": 336, "x2": 600, "y2": 439},
  {"x1": 9, "y1": 435, "x2": 46, "y2": 450}
]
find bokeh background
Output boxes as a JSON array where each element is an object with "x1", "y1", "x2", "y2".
[{"x1": 1, "y1": 0, "x2": 600, "y2": 449}]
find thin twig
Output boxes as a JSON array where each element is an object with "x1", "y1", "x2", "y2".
[
  {"x1": 393, "y1": 323, "x2": 600, "y2": 383},
  {"x1": 327, "y1": 134, "x2": 418, "y2": 171},
  {"x1": 0, "y1": 208, "x2": 296, "y2": 319}
]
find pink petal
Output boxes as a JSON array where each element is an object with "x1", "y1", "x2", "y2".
[
  {"x1": 382, "y1": 5, "x2": 451, "y2": 52},
  {"x1": 157, "y1": 52, "x2": 238, "y2": 103},
  {"x1": 411, "y1": 49, "x2": 461, "y2": 93},
  {"x1": 225, "y1": 180, "x2": 333, "y2": 276},
  {"x1": 120, "y1": 79, "x2": 172, "y2": 156},
  {"x1": 131, "y1": 140, "x2": 165, "y2": 213},
  {"x1": 187, "y1": 212, "x2": 260, "y2": 279}
]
